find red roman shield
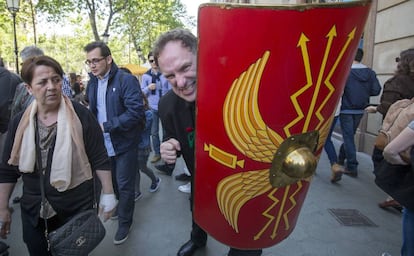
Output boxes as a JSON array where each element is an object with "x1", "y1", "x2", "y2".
[{"x1": 194, "y1": 1, "x2": 372, "y2": 249}]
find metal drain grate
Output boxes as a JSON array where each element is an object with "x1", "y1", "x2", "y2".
[{"x1": 328, "y1": 208, "x2": 377, "y2": 227}]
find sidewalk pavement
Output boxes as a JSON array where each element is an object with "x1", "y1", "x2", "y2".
[{"x1": 1, "y1": 138, "x2": 402, "y2": 256}]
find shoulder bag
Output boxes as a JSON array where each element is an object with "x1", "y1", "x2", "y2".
[
  {"x1": 374, "y1": 159, "x2": 414, "y2": 211},
  {"x1": 35, "y1": 117, "x2": 105, "y2": 256}
]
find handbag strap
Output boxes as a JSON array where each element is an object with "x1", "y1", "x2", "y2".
[
  {"x1": 34, "y1": 116, "x2": 51, "y2": 249},
  {"x1": 34, "y1": 116, "x2": 98, "y2": 248}
]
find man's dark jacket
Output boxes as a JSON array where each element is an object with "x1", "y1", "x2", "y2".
[
  {"x1": 341, "y1": 63, "x2": 381, "y2": 111},
  {"x1": 86, "y1": 62, "x2": 144, "y2": 155},
  {"x1": 0, "y1": 67, "x2": 22, "y2": 133}
]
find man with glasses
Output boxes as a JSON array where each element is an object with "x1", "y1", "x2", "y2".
[
  {"x1": 141, "y1": 52, "x2": 171, "y2": 164},
  {"x1": 84, "y1": 41, "x2": 145, "y2": 245}
]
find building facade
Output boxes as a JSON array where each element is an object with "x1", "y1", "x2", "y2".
[
  {"x1": 361, "y1": 0, "x2": 414, "y2": 153},
  {"x1": 208, "y1": 0, "x2": 414, "y2": 155}
]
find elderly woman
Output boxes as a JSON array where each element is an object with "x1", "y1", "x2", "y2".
[{"x1": 0, "y1": 56, "x2": 117, "y2": 255}]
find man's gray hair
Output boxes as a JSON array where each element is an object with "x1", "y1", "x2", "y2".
[{"x1": 20, "y1": 46, "x2": 44, "y2": 62}]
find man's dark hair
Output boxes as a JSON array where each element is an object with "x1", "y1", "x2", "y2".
[
  {"x1": 83, "y1": 41, "x2": 112, "y2": 57},
  {"x1": 152, "y1": 28, "x2": 197, "y2": 66},
  {"x1": 355, "y1": 48, "x2": 363, "y2": 62},
  {"x1": 147, "y1": 51, "x2": 153, "y2": 60}
]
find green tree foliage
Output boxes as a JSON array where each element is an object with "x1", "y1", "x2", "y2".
[
  {"x1": 1, "y1": 0, "x2": 195, "y2": 76},
  {"x1": 114, "y1": 0, "x2": 195, "y2": 61},
  {"x1": 36, "y1": 0, "x2": 129, "y2": 41},
  {"x1": 1, "y1": 0, "x2": 39, "y2": 70}
]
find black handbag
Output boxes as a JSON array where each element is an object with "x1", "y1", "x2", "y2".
[
  {"x1": 47, "y1": 209, "x2": 105, "y2": 256},
  {"x1": 374, "y1": 159, "x2": 414, "y2": 211},
  {"x1": 0, "y1": 241, "x2": 9, "y2": 256},
  {"x1": 35, "y1": 117, "x2": 105, "y2": 256}
]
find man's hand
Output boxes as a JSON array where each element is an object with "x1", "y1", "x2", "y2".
[
  {"x1": 160, "y1": 138, "x2": 181, "y2": 164},
  {"x1": 149, "y1": 83, "x2": 156, "y2": 91}
]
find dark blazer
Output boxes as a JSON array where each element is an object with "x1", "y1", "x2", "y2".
[{"x1": 158, "y1": 90, "x2": 195, "y2": 174}]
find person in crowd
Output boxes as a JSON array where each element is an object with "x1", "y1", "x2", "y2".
[
  {"x1": 153, "y1": 28, "x2": 263, "y2": 256},
  {"x1": 135, "y1": 94, "x2": 161, "y2": 201},
  {"x1": 324, "y1": 98, "x2": 344, "y2": 183},
  {"x1": 0, "y1": 58, "x2": 20, "y2": 256},
  {"x1": 84, "y1": 41, "x2": 144, "y2": 245},
  {"x1": 382, "y1": 120, "x2": 414, "y2": 256},
  {"x1": 141, "y1": 51, "x2": 171, "y2": 164},
  {"x1": 177, "y1": 165, "x2": 192, "y2": 194},
  {"x1": 366, "y1": 48, "x2": 414, "y2": 210},
  {"x1": 76, "y1": 74, "x2": 85, "y2": 92},
  {"x1": 143, "y1": 52, "x2": 191, "y2": 186},
  {"x1": 69, "y1": 72, "x2": 83, "y2": 103},
  {"x1": 121, "y1": 65, "x2": 162, "y2": 200},
  {"x1": 0, "y1": 55, "x2": 117, "y2": 255},
  {"x1": 10, "y1": 46, "x2": 75, "y2": 206},
  {"x1": 337, "y1": 48, "x2": 381, "y2": 178},
  {"x1": 0, "y1": 61, "x2": 22, "y2": 162},
  {"x1": 11, "y1": 46, "x2": 73, "y2": 119}
]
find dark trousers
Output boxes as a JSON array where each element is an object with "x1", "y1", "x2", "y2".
[
  {"x1": 136, "y1": 148, "x2": 157, "y2": 193},
  {"x1": 21, "y1": 210, "x2": 61, "y2": 256},
  {"x1": 372, "y1": 146, "x2": 384, "y2": 171},
  {"x1": 111, "y1": 148, "x2": 138, "y2": 228},
  {"x1": 338, "y1": 113, "x2": 363, "y2": 172},
  {"x1": 324, "y1": 116, "x2": 339, "y2": 165},
  {"x1": 228, "y1": 248, "x2": 263, "y2": 256}
]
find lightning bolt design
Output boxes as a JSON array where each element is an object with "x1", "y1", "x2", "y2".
[
  {"x1": 216, "y1": 25, "x2": 357, "y2": 240},
  {"x1": 283, "y1": 33, "x2": 313, "y2": 138}
]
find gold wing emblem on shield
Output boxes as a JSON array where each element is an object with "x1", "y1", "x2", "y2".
[
  {"x1": 218, "y1": 51, "x2": 280, "y2": 234},
  {"x1": 218, "y1": 51, "x2": 318, "y2": 238},
  {"x1": 215, "y1": 26, "x2": 356, "y2": 239}
]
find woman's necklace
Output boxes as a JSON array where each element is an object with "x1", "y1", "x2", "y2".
[{"x1": 38, "y1": 111, "x2": 58, "y2": 126}]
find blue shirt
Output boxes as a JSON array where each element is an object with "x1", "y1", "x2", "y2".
[
  {"x1": 96, "y1": 71, "x2": 115, "y2": 156},
  {"x1": 409, "y1": 120, "x2": 414, "y2": 130},
  {"x1": 141, "y1": 69, "x2": 171, "y2": 111},
  {"x1": 62, "y1": 74, "x2": 73, "y2": 98}
]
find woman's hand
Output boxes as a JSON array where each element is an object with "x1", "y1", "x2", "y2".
[
  {"x1": 99, "y1": 193, "x2": 117, "y2": 222},
  {"x1": 0, "y1": 207, "x2": 12, "y2": 239},
  {"x1": 365, "y1": 105, "x2": 377, "y2": 113}
]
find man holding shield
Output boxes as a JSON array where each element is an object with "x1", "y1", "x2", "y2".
[{"x1": 153, "y1": 28, "x2": 263, "y2": 256}]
